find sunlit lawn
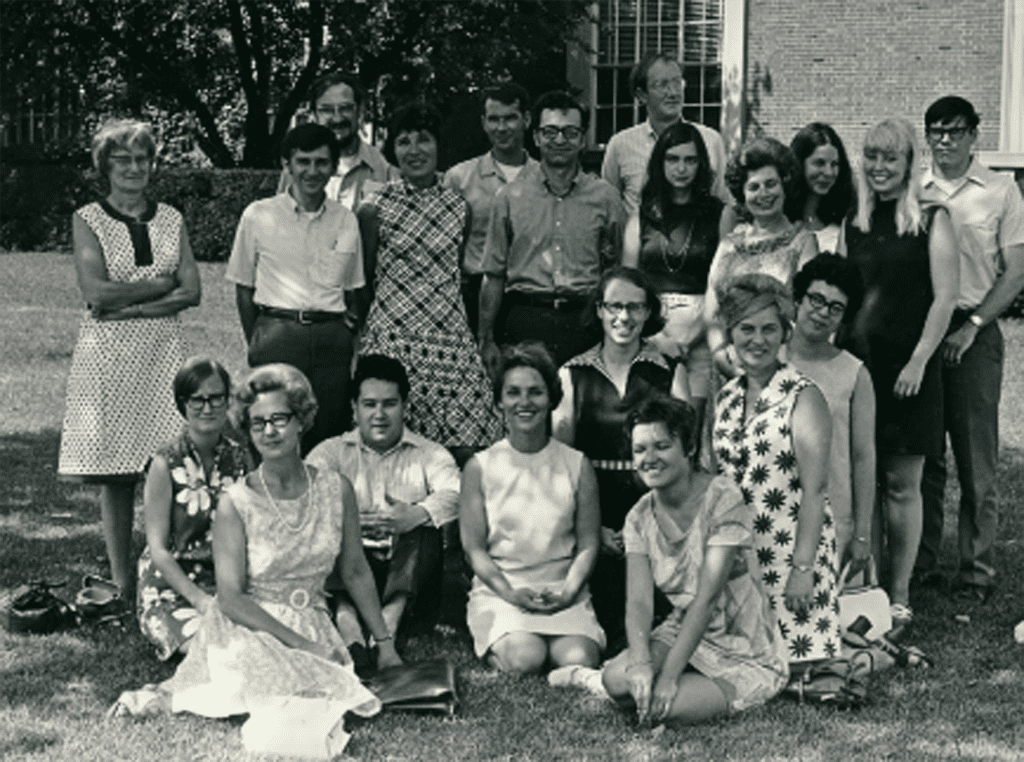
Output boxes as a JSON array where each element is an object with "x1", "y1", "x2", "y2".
[{"x1": 2, "y1": 251, "x2": 1023, "y2": 760}]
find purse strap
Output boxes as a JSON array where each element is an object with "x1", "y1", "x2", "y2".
[{"x1": 838, "y1": 556, "x2": 880, "y2": 594}]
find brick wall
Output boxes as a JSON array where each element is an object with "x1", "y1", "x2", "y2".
[{"x1": 744, "y1": 0, "x2": 1004, "y2": 159}]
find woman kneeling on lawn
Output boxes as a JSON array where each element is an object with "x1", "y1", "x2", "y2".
[
  {"x1": 136, "y1": 357, "x2": 252, "y2": 660},
  {"x1": 461, "y1": 342, "x2": 605, "y2": 673},
  {"x1": 112, "y1": 364, "x2": 397, "y2": 721},
  {"x1": 602, "y1": 396, "x2": 788, "y2": 725}
]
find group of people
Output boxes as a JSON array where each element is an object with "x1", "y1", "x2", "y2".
[{"x1": 57, "y1": 51, "x2": 1024, "y2": 731}]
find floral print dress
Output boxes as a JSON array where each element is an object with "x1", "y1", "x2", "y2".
[
  {"x1": 713, "y1": 364, "x2": 841, "y2": 663},
  {"x1": 137, "y1": 431, "x2": 252, "y2": 660}
]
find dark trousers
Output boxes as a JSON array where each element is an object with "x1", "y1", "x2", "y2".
[
  {"x1": 499, "y1": 298, "x2": 597, "y2": 368},
  {"x1": 247, "y1": 314, "x2": 354, "y2": 455},
  {"x1": 919, "y1": 319, "x2": 1003, "y2": 587},
  {"x1": 461, "y1": 272, "x2": 484, "y2": 338}
]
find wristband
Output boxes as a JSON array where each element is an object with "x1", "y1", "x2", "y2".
[
  {"x1": 855, "y1": 536, "x2": 869, "y2": 543},
  {"x1": 791, "y1": 563, "x2": 813, "y2": 573},
  {"x1": 373, "y1": 634, "x2": 392, "y2": 644},
  {"x1": 968, "y1": 313, "x2": 983, "y2": 328}
]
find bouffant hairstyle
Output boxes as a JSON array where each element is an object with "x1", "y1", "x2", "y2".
[
  {"x1": 625, "y1": 394, "x2": 699, "y2": 458},
  {"x1": 793, "y1": 254, "x2": 865, "y2": 322},
  {"x1": 235, "y1": 364, "x2": 318, "y2": 434},
  {"x1": 383, "y1": 102, "x2": 443, "y2": 166},
  {"x1": 91, "y1": 120, "x2": 157, "y2": 179},
  {"x1": 492, "y1": 342, "x2": 563, "y2": 409},
  {"x1": 640, "y1": 121, "x2": 715, "y2": 227},
  {"x1": 353, "y1": 354, "x2": 411, "y2": 402},
  {"x1": 852, "y1": 118, "x2": 925, "y2": 237},
  {"x1": 173, "y1": 357, "x2": 232, "y2": 418},
  {"x1": 785, "y1": 123, "x2": 855, "y2": 227},
  {"x1": 581, "y1": 266, "x2": 665, "y2": 339},
  {"x1": 719, "y1": 273, "x2": 795, "y2": 339},
  {"x1": 725, "y1": 137, "x2": 800, "y2": 210}
]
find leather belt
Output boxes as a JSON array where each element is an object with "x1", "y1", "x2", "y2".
[
  {"x1": 257, "y1": 305, "x2": 348, "y2": 325},
  {"x1": 506, "y1": 291, "x2": 588, "y2": 312},
  {"x1": 591, "y1": 459, "x2": 634, "y2": 471}
]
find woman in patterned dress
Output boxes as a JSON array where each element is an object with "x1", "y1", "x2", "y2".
[
  {"x1": 712, "y1": 274, "x2": 841, "y2": 665},
  {"x1": 112, "y1": 364, "x2": 396, "y2": 726},
  {"x1": 137, "y1": 357, "x2": 252, "y2": 660},
  {"x1": 58, "y1": 120, "x2": 200, "y2": 601},
  {"x1": 356, "y1": 103, "x2": 502, "y2": 463},
  {"x1": 704, "y1": 138, "x2": 818, "y2": 380},
  {"x1": 602, "y1": 396, "x2": 788, "y2": 725}
]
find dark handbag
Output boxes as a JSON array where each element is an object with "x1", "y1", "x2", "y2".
[
  {"x1": 365, "y1": 659, "x2": 458, "y2": 716},
  {"x1": 783, "y1": 651, "x2": 873, "y2": 709},
  {"x1": 6, "y1": 581, "x2": 79, "y2": 634}
]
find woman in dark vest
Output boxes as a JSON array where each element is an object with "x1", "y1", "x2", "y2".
[{"x1": 553, "y1": 266, "x2": 685, "y2": 653}]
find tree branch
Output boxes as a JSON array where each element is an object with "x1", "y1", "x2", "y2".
[
  {"x1": 226, "y1": 0, "x2": 257, "y2": 103},
  {"x1": 271, "y1": 0, "x2": 324, "y2": 146}
]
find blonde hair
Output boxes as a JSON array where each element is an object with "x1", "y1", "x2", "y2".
[
  {"x1": 852, "y1": 118, "x2": 924, "y2": 236},
  {"x1": 91, "y1": 119, "x2": 157, "y2": 177}
]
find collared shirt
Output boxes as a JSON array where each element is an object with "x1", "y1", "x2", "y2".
[
  {"x1": 921, "y1": 157, "x2": 1024, "y2": 310},
  {"x1": 305, "y1": 427, "x2": 461, "y2": 530},
  {"x1": 277, "y1": 138, "x2": 400, "y2": 211},
  {"x1": 601, "y1": 119, "x2": 732, "y2": 216},
  {"x1": 443, "y1": 151, "x2": 539, "y2": 275},
  {"x1": 225, "y1": 192, "x2": 364, "y2": 312},
  {"x1": 481, "y1": 162, "x2": 625, "y2": 294}
]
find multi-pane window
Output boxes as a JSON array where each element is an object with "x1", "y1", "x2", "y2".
[{"x1": 593, "y1": 0, "x2": 723, "y2": 145}]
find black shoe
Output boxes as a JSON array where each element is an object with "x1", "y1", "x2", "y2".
[
  {"x1": 953, "y1": 581, "x2": 994, "y2": 604},
  {"x1": 348, "y1": 642, "x2": 378, "y2": 680}
]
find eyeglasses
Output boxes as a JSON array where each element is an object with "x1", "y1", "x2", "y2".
[
  {"x1": 316, "y1": 104, "x2": 357, "y2": 117},
  {"x1": 600, "y1": 301, "x2": 650, "y2": 317},
  {"x1": 249, "y1": 412, "x2": 296, "y2": 433},
  {"x1": 805, "y1": 292, "x2": 847, "y2": 318},
  {"x1": 537, "y1": 125, "x2": 583, "y2": 142},
  {"x1": 647, "y1": 77, "x2": 683, "y2": 95},
  {"x1": 186, "y1": 393, "x2": 228, "y2": 411},
  {"x1": 925, "y1": 125, "x2": 970, "y2": 142},
  {"x1": 108, "y1": 154, "x2": 153, "y2": 169}
]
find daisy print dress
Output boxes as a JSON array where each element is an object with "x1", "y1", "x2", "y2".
[
  {"x1": 136, "y1": 431, "x2": 252, "y2": 660},
  {"x1": 713, "y1": 364, "x2": 841, "y2": 663}
]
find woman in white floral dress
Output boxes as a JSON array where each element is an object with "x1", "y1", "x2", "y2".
[{"x1": 137, "y1": 358, "x2": 252, "y2": 660}]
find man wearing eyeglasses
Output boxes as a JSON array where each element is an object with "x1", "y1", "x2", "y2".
[
  {"x1": 917, "y1": 96, "x2": 1024, "y2": 601},
  {"x1": 278, "y1": 73, "x2": 398, "y2": 210},
  {"x1": 601, "y1": 52, "x2": 731, "y2": 217},
  {"x1": 478, "y1": 90, "x2": 625, "y2": 373}
]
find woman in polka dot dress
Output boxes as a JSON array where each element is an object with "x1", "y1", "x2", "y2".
[{"x1": 58, "y1": 120, "x2": 201, "y2": 601}]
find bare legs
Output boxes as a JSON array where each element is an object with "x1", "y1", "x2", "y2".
[
  {"x1": 100, "y1": 481, "x2": 136, "y2": 598},
  {"x1": 880, "y1": 454, "x2": 925, "y2": 607},
  {"x1": 487, "y1": 632, "x2": 600, "y2": 674},
  {"x1": 602, "y1": 639, "x2": 729, "y2": 725},
  {"x1": 334, "y1": 594, "x2": 408, "y2": 646}
]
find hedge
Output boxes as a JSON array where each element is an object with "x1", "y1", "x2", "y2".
[{"x1": 1, "y1": 164, "x2": 280, "y2": 262}]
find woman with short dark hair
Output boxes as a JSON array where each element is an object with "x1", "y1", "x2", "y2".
[
  {"x1": 462, "y1": 343, "x2": 605, "y2": 673},
  {"x1": 358, "y1": 102, "x2": 502, "y2": 463},
  {"x1": 137, "y1": 357, "x2": 252, "y2": 660}
]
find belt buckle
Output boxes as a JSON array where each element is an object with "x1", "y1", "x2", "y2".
[
  {"x1": 296, "y1": 309, "x2": 313, "y2": 325},
  {"x1": 552, "y1": 296, "x2": 568, "y2": 310},
  {"x1": 289, "y1": 588, "x2": 310, "y2": 609}
]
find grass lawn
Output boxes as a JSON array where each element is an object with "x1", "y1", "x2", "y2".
[{"x1": 2, "y1": 250, "x2": 1023, "y2": 761}]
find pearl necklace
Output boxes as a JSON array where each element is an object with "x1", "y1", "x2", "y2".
[{"x1": 258, "y1": 463, "x2": 312, "y2": 532}]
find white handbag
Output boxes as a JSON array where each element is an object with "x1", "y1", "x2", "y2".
[{"x1": 838, "y1": 559, "x2": 892, "y2": 641}]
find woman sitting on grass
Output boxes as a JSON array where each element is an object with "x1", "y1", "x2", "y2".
[
  {"x1": 461, "y1": 342, "x2": 605, "y2": 673},
  {"x1": 601, "y1": 396, "x2": 788, "y2": 725},
  {"x1": 136, "y1": 357, "x2": 252, "y2": 661}
]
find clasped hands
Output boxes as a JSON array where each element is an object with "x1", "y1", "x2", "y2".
[
  {"x1": 627, "y1": 661, "x2": 678, "y2": 727},
  {"x1": 506, "y1": 582, "x2": 576, "y2": 614},
  {"x1": 362, "y1": 494, "x2": 429, "y2": 536}
]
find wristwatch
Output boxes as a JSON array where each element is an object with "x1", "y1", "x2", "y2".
[{"x1": 968, "y1": 314, "x2": 984, "y2": 328}]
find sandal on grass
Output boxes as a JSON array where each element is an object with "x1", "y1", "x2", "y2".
[
  {"x1": 889, "y1": 603, "x2": 914, "y2": 627},
  {"x1": 75, "y1": 575, "x2": 128, "y2": 621}
]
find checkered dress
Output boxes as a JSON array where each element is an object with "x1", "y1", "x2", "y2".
[{"x1": 360, "y1": 180, "x2": 502, "y2": 448}]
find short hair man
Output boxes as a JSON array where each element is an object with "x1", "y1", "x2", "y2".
[
  {"x1": 601, "y1": 52, "x2": 732, "y2": 216},
  {"x1": 227, "y1": 123, "x2": 365, "y2": 453},
  {"x1": 443, "y1": 83, "x2": 538, "y2": 334},
  {"x1": 306, "y1": 355, "x2": 461, "y2": 672},
  {"x1": 278, "y1": 72, "x2": 399, "y2": 210},
  {"x1": 918, "y1": 96, "x2": 1024, "y2": 599},
  {"x1": 478, "y1": 90, "x2": 625, "y2": 373}
]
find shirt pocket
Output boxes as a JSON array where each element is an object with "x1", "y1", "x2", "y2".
[
  {"x1": 959, "y1": 207, "x2": 999, "y2": 256},
  {"x1": 311, "y1": 241, "x2": 353, "y2": 290}
]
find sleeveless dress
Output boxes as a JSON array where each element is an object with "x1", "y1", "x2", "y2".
[
  {"x1": 842, "y1": 201, "x2": 944, "y2": 457},
  {"x1": 466, "y1": 438, "x2": 606, "y2": 657},
  {"x1": 785, "y1": 349, "x2": 863, "y2": 558},
  {"x1": 706, "y1": 222, "x2": 815, "y2": 299},
  {"x1": 622, "y1": 477, "x2": 789, "y2": 711},
  {"x1": 713, "y1": 364, "x2": 841, "y2": 663},
  {"x1": 58, "y1": 200, "x2": 187, "y2": 479},
  {"x1": 156, "y1": 469, "x2": 380, "y2": 719},
  {"x1": 359, "y1": 179, "x2": 502, "y2": 449},
  {"x1": 136, "y1": 431, "x2": 253, "y2": 660}
]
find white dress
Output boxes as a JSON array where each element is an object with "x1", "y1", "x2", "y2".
[
  {"x1": 466, "y1": 438, "x2": 606, "y2": 657},
  {"x1": 58, "y1": 201, "x2": 186, "y2": 478}
]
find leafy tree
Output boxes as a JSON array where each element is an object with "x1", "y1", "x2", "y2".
[{"x1": 1, "y1": 0, "x2": 591, "y2": 168}]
